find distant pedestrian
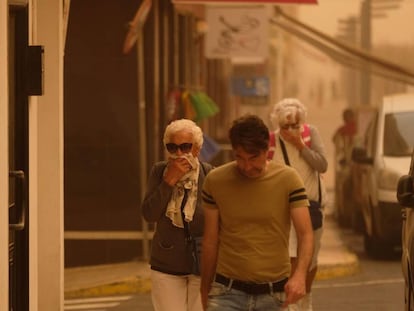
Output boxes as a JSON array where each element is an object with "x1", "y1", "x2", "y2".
[
  {"x1": 332, "y1": 108, "x2": 357, "y2": 168},
  {"x1": 200, "y1": 114, "x2": 313, "y2": 311},
  {"x1": 331, "y1": 108, "x2": 357, "y2": 226},
  {"x1": 141, "y1": 119, "x2": 213, "y2": 311},
  {"x1": 269, "y1": 98, "x2": 328, "y2": 311}
]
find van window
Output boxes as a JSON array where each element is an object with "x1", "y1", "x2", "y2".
[{"x1": 383, "y1": 112, "x2": 414, "y2": 156}]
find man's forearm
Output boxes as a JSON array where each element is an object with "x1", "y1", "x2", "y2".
[
  {"x1": 295, "y1": 231, "x2": 314, "y2": 276},
  {"x1": 200, "y1": 243, "x2": 218, "y2": 310}
]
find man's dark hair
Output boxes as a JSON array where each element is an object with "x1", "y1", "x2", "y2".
[{"x1": 229, "y1": 114, "x2": 269, "y2": 154}]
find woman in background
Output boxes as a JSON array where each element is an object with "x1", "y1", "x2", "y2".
[{"x1": 269, "y1": 98, "x2": 328, "y2": 311}]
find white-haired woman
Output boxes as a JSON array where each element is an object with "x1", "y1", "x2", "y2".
[
  {"x1": 269, "y1": 98, "x2": 328, "y2": 311},
  {"x1": 141, "y1": 119, "x2": 213, "y2": 311}
]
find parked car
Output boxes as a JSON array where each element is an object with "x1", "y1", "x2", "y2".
[
  {"x1": 397, "y1": 149, "x2": 414, "y2": 311},
  {"x1": 351, "y1": 93, "x2": 414, "y2": 257}
]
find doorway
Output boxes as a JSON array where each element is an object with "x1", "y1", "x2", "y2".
[{"x1": 8, "y1": 4, "x2": 29, "y2": 311}]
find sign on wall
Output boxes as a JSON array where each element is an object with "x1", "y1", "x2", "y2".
[
  {"x1": 232, "y1": 76, "x2": 269, "y2": 96},
  {"x1": 205, "y1": 6, "x2": 268, "y2": 59}
]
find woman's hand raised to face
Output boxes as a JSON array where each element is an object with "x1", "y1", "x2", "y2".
[
  {"x1": 163, "y1": 156, "x2": 192, "y2": 187},
  {"x1": 281, "y1": 128, "x2": 306, "y2": 151}
]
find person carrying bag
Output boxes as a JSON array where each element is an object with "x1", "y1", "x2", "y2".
[
  {"x1": 141, "y1": 119, "x2": 213, "y2": 311},
  {"x1": 279, "y1": 137, "x2": 323, "y2": 231},
  {"x1": 269, "y1": 98, "x2": 328, "y2": 311}
]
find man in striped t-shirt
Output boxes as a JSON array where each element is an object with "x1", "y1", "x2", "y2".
[{"x1": 200, "y1": 115, "x2": 313, "y2": 311}]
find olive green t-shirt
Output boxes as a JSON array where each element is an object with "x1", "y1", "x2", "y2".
[{"x1": 202, "y1": 161, "x2": 309, "y2": 283}]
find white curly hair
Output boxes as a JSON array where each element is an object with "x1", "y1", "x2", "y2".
[
  {"x1": 163, "y1": 119, "x2": 204, "y2": 149},
  {"x1": 270, "y1": 98, "x2": 307, "y2": 130}
]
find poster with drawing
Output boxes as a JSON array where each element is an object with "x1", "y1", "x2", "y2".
[{"x1": 205, "y1": 6, "x2": 268, "y2": 59}]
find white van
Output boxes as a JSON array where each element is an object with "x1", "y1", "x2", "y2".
[{"x1": 351, "y1": 93, "x2": 414, "y2": 257}]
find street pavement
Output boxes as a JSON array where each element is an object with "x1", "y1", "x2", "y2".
[{"x1": 64, "y1": 204, "x2": 359, "y2": 299}]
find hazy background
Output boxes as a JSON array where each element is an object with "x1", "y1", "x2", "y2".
[
  {"x1": 273, "y1": 0, "x2": 414, "y2": 191},
  {"x1": 299, "y1": 0, "x2": 414, "y2": 45}
]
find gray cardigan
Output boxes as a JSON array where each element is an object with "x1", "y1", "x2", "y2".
[{"x1": 141, "y1": 161, "x2": 213, "y2": 275}]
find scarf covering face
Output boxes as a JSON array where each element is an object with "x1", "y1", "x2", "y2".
[{"x1": 165, "y1": 154, "x2": 200, "y2": 228}]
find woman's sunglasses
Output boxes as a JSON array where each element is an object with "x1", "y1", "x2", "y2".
[
  {"x1": 165, "y1": 143, "x2": 193, "y2": 153},
  {"x1": 281, "y1": 123, "x2": 300, "y2": 130}
]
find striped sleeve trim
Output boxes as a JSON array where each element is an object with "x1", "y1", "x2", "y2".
[
  {"x1": 290, "y1": 195, "x2": 308, "y2": 202},
  {"x1": 290, "y1": 188, "x2": 306, "y2": 196},
  {"x1": 202, "y1": 190, "x2": 216, "y2": 205},
  {"x1": 289, "y1": 188, "x2": 308, "y2": 203}
]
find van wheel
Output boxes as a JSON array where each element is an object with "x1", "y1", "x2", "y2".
[
  {"x1": 364, "y1": 232, "x2": 378, "y2": 257},
  {"x1": 364, "y1": 232, "x2": 394, "y2": 259},
  {"x1": 337, "y1": 175, "x2": 353, "y2": 227},
  {"x1": 351, "y1": 207, "x2": 365, "y2": 233}
]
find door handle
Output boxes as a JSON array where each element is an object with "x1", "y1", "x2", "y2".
[{"x1": 9, "y1": 170, "x2": 26, "y2": 231}]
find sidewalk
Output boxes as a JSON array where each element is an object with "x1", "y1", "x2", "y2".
[{"x1": 64, "y1": 214, "x2": 359, "y2": 299}]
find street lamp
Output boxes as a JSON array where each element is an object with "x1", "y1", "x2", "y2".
[{"x1": 360, "y1": 0, "x2": 404, "y2": 105}]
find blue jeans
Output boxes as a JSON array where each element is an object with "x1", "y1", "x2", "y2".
[{"x1": 207, "y1": 281, "x2": 286, "y2": 311}]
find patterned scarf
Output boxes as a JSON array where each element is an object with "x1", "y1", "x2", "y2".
[{"x1": 165, "y1": 154, "x2": 200, "y2": 228}]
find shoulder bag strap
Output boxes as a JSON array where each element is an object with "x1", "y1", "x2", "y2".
[
  {"x1": 317, "y1": 174, "x2": 321, "y2": 204},
  {"x1": 181, "y1": 161, "x2": 209, "y2": 241},
  {"x1": 180, "y1": 189, "x2": 192, "y2": 243},
  {"x1": 278, "y1": 137, "x2": 291, "y2": 166}
]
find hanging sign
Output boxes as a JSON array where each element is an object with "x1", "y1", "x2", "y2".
[{"x1": 205, "y1": 6, "x2": 269, "y2": 59}]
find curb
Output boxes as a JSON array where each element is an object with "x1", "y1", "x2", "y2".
[
  {"x1": 65, "y1": 276, "x2": 152, "y2": 299},
  {"x1": 65, "y1": 257, "x2": 359, "y2": 299},
  {"x1": 315, "y1": 253, "x2": 359, "y2": 280}
]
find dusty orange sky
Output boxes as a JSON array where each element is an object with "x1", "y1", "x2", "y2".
[{"x1": 297, "y1": 0, "x2": 414, "y2": 45}]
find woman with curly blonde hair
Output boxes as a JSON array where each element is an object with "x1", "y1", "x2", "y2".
[{"x1": 269, "y1": 98, "x2": 328, "y2": 311}]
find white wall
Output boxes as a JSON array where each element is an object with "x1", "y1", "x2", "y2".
[{"x1": 31, "y1": 0, "x2": 64, "y2": 310}]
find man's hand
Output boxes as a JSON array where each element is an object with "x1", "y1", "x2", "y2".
[
  {"x1": 283, "y1": 273, "x2": 306, "y2": 307},
  {"x1": 200, "y1": 286, "x2": 210, "y2": 311},
  {"x1": 285, "y1": 206, "x2": 313, "y2": 307}
]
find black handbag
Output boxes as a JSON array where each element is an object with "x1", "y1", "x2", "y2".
[
  {"x1": 180, "y1": 189, "x2": 202, "y2": 275},
  {"x1": 191, "y1": 236, "x2": 202, "y2": 275},
  {"x1": 308, "y1": 179, "x2": 323, "y2": 230},
  {"x1": 279, "y1": 137, "x2": 323, "y2": 230}
]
